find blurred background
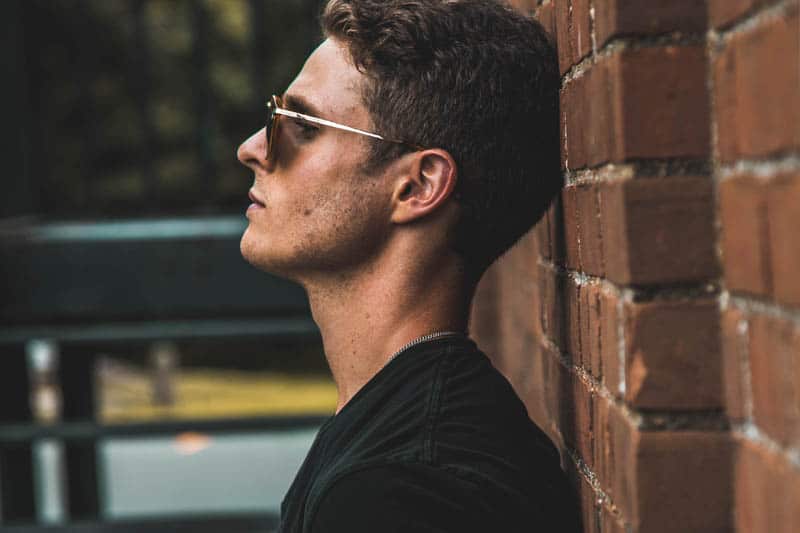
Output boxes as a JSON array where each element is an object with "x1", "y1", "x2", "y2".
[{"x1": 0, "y1": 0, "x2": 332, "y2": 530}]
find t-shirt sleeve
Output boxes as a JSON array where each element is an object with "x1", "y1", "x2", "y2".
[{"x1": 309, "y1": 464, "x2": 486, "y2": 533}]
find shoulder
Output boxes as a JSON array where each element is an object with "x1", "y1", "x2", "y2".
[
  {"x1": 307, "y1": 461, "x2": 581, "y2": 533},
  {"x1": 308, "y1": 463, "x2": 490, "y2": 533}
]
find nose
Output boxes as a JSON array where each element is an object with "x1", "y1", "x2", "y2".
[{"x1": 237, "y1": 127, "x2": 270, "y2": 171}]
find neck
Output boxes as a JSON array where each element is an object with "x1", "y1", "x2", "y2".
[{"x1": 300, "y1": 246, "x2": 473, "y2": 414}]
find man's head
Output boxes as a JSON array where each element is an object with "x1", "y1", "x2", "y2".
[
  {"x1": 321, "y1": 0, "x2": 561, "y2": 276},
  {"x1": 238, "y1": 0, "x2": 559, "y2": 283}
]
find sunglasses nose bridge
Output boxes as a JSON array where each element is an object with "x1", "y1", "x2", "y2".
[{"x1": 265, "y1": 97, "x2": 279, "y2": 161}]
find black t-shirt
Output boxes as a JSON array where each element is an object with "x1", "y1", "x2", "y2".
[{"x1": 278, "y1": 335, "x2": 581, "y2": 533}]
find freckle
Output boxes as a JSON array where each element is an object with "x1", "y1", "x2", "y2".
[{"x1": 304, "y1": 209, "x2": 312, "y2": 216}]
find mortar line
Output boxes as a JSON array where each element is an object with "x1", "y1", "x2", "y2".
[
  {"x1": 714, "y1": 0, "x2": 796, "y2": 40},
  {"x1": 732, "y1": 422, "x2": 800, "y2": 469},
  {"x1": 726, "y1": 291, "x2": 800, "y2": 324}
]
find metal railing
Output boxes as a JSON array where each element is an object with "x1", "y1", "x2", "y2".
[{"x1": 0, "y1": 216, "x2": 324, "y2": 528}]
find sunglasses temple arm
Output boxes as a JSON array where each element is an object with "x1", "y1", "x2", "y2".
[{"x1": 274, "y1": 108, "x2": 386, "y2": 141}]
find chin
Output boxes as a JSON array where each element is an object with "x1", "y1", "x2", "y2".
[
  {"x1": 239, "y1": 227, "x2": 296, "y2": 280},
  {"x1": 240, "y1": 227, "x2": 270, "y2": 270}
]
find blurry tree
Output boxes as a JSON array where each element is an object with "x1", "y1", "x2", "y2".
[{"x1": 21, "y1": 0, "x2": 323, "y2": 219}]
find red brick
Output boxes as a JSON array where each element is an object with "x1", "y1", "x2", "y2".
[
  {"x1": 577, "y1": 471, "x2": 600, "y2": 533},
  {"x1": 567, "y1": 44, "x2": 708, "y2": 169},
  {"x1": 570, "y1": 0, "x2": 592, "y2": 65},
  {"x1": 547, "y1": 194, "x2": 566, "y2": 264},
  {"x1": 714, "y1": 6, "x2": 800, "y2": 162},
  {"x1": 565, "y1": 276, "x2": 583, "y2": 361},
  {"x1": 600, "y1": 504, "x2": 626, "y2": 533},
  {"x1": 709, "y1": 0, "x2": 776, "y2": 28},
  {"x1": 595, "y1": 0, "x2": 708, "y2": 48},
  {"x1": 539, "y1": 263, "x2": 566, "y2": 348},
  {"x1": 555, "y1": 0, "x2": 573, "y2": 74},
  {"x1": 720, "y1": 306, "x2": 748, "y2": 422},
  {"x1": 561, "y1": 186, "x2": 581, "y2": 270},
  {"x1": 748, "y1": 313, "x2": 800, "y2": 446},
  {"x1": 623, "y1": 299, "x2": 723, "y2": 410},
  {"x1": 555, "y1": 0, "x2": 592, "y2": 74},
  {"x1": 735, "y1": 439, "x2": 800, "y2": 533},
  {"x1": 719, "y1": 175, "x2": 772, "y2": 296},
  {"x1": 585, "y1": 60, "x2": 617, "y2": 168},
  {"x1": 534, "y1": 1, "x2": 556, "y2": 40},
  {"x1": 560, "y1": 374, "x2": 594, "y2": 468},
  {"x1": 593, "y1": 395, "x2": 617, "y2": 495},
  {"x1": 582, "y1": 283, "x2": 603, "y2": 379},
  {"x1": 534, "y1": 212, "x2": 551, "y2": 261},
  {"x1": 599, "y1": 289, "x2": 622, "y2": 398},
  {"x1": 608, "y1": 402, "x2": 637, "y2": 517},
  {"x1": 599, "y1": 177, "x2": 718, "y2": 285},
  {"x1": 542, "y1": 343, "x2": 569, "y2": 449},
  {"x1": 767, "y1": 172, "x2": 800, "y2": 307},
  {"x1": 631, "y1": 431, "x2": 733, "y2": 532},
  {"x1": 605, "y1": 408, "x2": 733, "y2": 532},
  {"x1": 563, "y1": 62, "x2": 618, "y2": 170},
  {"x1": 612, "y1": 45, "x2": 710, "y2": 160},
  {"x1": 576, "y1": 183, "x2": 604, "y2": 276},
  {"x1": 560, "y1": 83, "x2": 572, "y2": 170},
  {"x1": 561, "y1": 71, "x2": 590, "y2": 169}
]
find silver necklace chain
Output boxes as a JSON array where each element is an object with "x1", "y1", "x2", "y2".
[{"x1": 384, "y1": 330, "x2": 465, "y2": 368}]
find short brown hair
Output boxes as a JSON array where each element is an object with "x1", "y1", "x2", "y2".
[{"x1": 323, "y1": 0, "x2": 561, "y2": 276}]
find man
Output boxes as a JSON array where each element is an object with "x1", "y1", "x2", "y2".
[{"x1": 237, "y1": 0, "x2": 579, "y2": 531}]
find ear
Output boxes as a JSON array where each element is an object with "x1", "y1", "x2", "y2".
[{"x1": 390, "y1": 149, "x2": 458, "y2": 224}]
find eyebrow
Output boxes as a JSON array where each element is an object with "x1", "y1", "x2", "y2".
[{"x1": 282, "y1": 93, "x2": 323, "y2": 118}]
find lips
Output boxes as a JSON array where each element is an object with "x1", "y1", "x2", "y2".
[{"x1": 248, "y1": 188, "x2": 266, "y2": 209}]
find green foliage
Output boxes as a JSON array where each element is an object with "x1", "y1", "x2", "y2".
[{"x1": 23, "y1": 0, "x2": 323, "y2": 218}]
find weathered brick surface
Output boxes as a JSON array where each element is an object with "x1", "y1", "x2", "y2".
[
  {"x1": 561, "y1": 185, "x2": 582, "y2": 270},
  {"x1": 546, "y1": 195, "x2": 566, "y2": 264},
  {"x1": 576, "y1": 184, "x2": 604, "y2": 276},
  {"x1": 631, "y1": 431, "x2": 733, "y2": 532},
  {"x1": 582, "y1": 283, "x2": 603, "y2": 379},
  {"x1": 713, "y1": 5, "x2": 800, "y2": 162},
  {"x1": 555, "y1": 0, "x2": 592, "y2": 74},
  {"x1": 767, "y1": 172, "x2": 800, "y2": 307},
  {"x1": 623, "y1": 299, "x2": 722, "y2": 410},
  {"x1": 719, "y1": 175, "x2": 772, "y2": 296},
  {"x1": 595, "y1": 399, "x2": 733, "y2": 532},
  {"x1": 748, "y1": 312, "x2": 800, "y2": 446},
  {"x1": 594, "y1": 0, "x2": 708, "y2": 47},
  {"x1": 735, "y1": 438, "x2": 800, "y2": 533},
  {"x1": 599, "y1": 289, "x2": 622, "y2": 398},
  {"x1": 534, "y1": 1, "x2": 556, "y2": 39},
  {"x1": 600, "y1": 177, "x2": 718, "y2": 285},
  {"x1": 593, "y1": 395, "x2": 617, "y2": 494},
  {"x1": 613, "y1": 45, "x2": 710, "y2": 161},
  {"x1": 471, "y1": 2, "x2": 800, "y2": 532},
  {"x1": 600, "y1": 505, "x2": 626, "y2": 533},
  {"x1": 562, "y1": 45, "x2": 709, "y2": 169},
  {"x1": 708, "y1": 0, "x2": 777, "y2": 28},
  {"x1": 720, "y1": 306, "x2": 748, "y2": 421}
]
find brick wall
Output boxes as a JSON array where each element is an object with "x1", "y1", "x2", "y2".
[{"x1": 472, "y1": 1, "x2": 800, "y2": 532}]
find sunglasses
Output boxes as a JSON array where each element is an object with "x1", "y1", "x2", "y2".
[{"x1": 265, "y1": 94, "x2": 423, "y2": 161}]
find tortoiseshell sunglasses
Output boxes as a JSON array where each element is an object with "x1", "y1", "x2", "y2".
[{"x1": 265, "y1": 94, "x2": 423, "y2": 161}]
